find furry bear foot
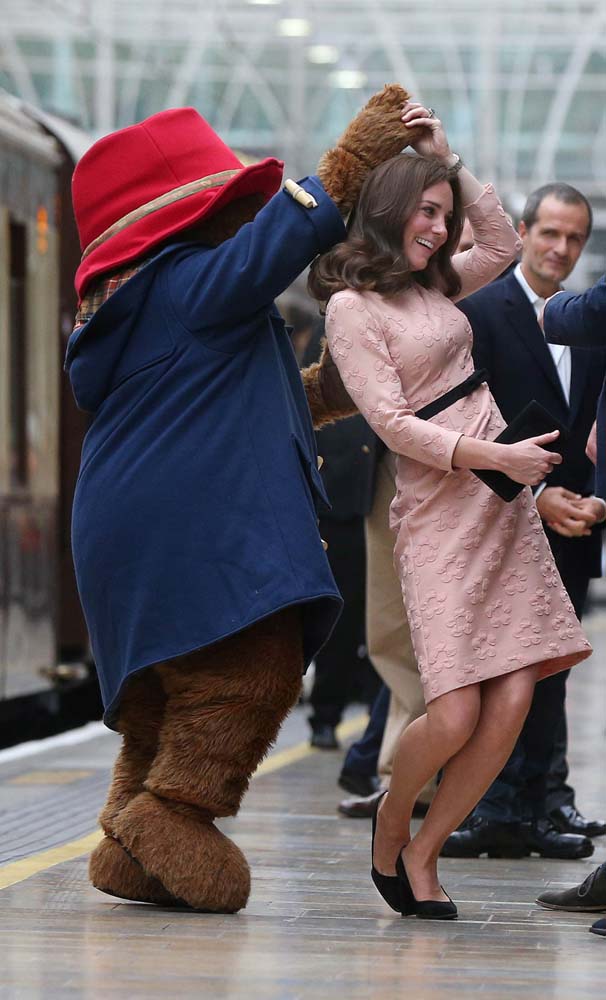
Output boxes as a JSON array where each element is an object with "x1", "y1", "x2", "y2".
[
  {"x1": 89, "y1": 835, "x2": 184, "y2": 907},
  {"x1": 111, "y1": 791, "x2": 251, "y2": 912}
]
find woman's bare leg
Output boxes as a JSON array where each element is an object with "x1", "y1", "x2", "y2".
[
  {"x1": 402, "y1": 665, "x2": 538, "y2": 901},
  {"x1": 373, "y1": 684, "x2": 482, "y2": 874}
]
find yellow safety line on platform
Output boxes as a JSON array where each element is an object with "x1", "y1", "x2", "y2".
[
  {"x1": 0, "y1": 832, "x2": 103, "y2": 890},
  {"x1": 0, "y1": 713, "x2": 367, "y2": 891},
  {"x1": 255, "y1": 713, "x2": 367, "y2": 777}
]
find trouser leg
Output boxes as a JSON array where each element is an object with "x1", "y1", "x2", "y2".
[
  {"x1": 111, "y1": 608, "x2": 304, "y2": 911},
  {"x1": 366, "y1": 453, "x2": 437, "y2": 802},
  {"x1": 544, "y1": 570, "x2": 589, "y2": 813},
  {"x1": 309, "y1": 516, "x2": 372, "y2": 729},
  {"x1": 519, "y1": 669, "x2": 570, "y2": 821},
  {"x1": 545, "y1": 709, "x2": 575, "y2": 813},
  {"x1": 342, "y1": 683, "x2": 389, "y2": 777}
]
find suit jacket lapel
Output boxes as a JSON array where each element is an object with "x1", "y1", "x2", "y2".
[{"x1": 503, "y1": 274, "x2": 569, "y2": 416}]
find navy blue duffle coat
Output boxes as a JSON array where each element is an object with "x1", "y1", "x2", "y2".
[{"x1": 65, "y1": 176, "x2": 346, "y2": 728}]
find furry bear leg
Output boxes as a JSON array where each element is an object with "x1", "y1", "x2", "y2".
[
  {"x1": 111, "y1": 608, "x2": 304, "y2": 912},
  {"x1": 98, "y1": 669, "x2": 166, "y2": 833},
  {"x1": 90, "y1": 668, "x2": 183, "y2": 904}
]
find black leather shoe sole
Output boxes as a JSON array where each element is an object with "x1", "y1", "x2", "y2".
[
  {"x1": 525, "y1": 841, "x2": 594, "y2": 860},
  {"x1": 537, "y1": 898, "x2": 606, "y2": 912},
  {"x1": 590, "y1": 919, "x2": 606, "y2": 936}
]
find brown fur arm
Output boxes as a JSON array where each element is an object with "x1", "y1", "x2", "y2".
[
  {"x1": 317, "y1": 84, "x2": 425, "y2": 217},
  {"x1": 301, "y1": 338, "x2": 358, "y2": 429}
]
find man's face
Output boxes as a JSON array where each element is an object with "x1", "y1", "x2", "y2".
[{"x1": 519, "y1": 194, "x2": 590, "y2": 287}]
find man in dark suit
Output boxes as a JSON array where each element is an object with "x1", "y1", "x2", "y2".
[
  {"x1": 535, "y1": 253, "x2": 606, "y2": 933},
  {"x1": 443, "y1": 183, "x2": 606, "y2": 861}
]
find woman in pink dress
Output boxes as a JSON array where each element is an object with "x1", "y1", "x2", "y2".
[{"x1": 310, "y1": 101, "x2": 592, "y2": 919}]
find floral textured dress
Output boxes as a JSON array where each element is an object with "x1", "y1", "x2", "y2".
[{"x1": 326, "y1": 185, "x2": 592, "y2": 704}]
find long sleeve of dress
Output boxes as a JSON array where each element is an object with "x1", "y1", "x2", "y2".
[
  {"x1": 452, "y1": 184, "x2": 522, "y2": 302},
  {"x1": 325, "y1": 292, "x2": 463, "y2": 471}
]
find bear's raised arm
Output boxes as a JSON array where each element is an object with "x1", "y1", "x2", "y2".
[
  {"x1": 302, "y1": 84, "x2": 422, "y2": 427},
  {"x1": 167, "y1": 86, "x2": 419, "y2": 334},
  {"x1": 318, "y1": 84, "x2": 422, "y2": 217}
]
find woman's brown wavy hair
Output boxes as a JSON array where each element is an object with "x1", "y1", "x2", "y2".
[{"x1": 308, "y1": 154, "x2": 464, "y2": 304}]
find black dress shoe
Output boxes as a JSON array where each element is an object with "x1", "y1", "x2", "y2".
[
  {"x1": 338, "y1": 790, "x2": 429, "y2": 820},
  {"x1": 338, "y1": 769, "x2": 382, "y2": 798},
  {"x1": 371, "y1": 791, "x2": 406, "y2": 914},
  {"x1": 590, "y1": 918, "x2": 606, "y2": 936},
  {"x1": 521, "y1": 818, "x2": 594, "y2": 859},
  {"x1": 549, "y1": 805, "x2": 606, "y2": 839},
  {"x1": 536, "y1": 862, "x2": 606, "y2": 912},
  {"x1": 395, "y1": 854, "x2": 457, "y2": 920},
  {"x1": 440, "y1": 815, "x2": 528, "y2": 859},
  {"x1": 310, "y1": 723, "x2": 339, "y2": 750},
  {"x1": 339, "y1": 789, "x2": 385, "y2": 818}
]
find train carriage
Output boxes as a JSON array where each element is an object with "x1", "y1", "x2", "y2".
[{"x1": 0, "y1": 92, "x2": 97, "y2": 740}]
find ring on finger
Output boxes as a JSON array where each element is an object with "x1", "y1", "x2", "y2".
[{"x1": 427, "y1": 107, "x2": 437, "y2": 119}]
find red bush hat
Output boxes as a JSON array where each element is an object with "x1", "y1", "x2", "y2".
[{"x1": 73, "y1": 107, "x2": 283, "y2": 299}]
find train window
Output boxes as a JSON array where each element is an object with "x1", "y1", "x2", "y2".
[{"x1": 9, "y1": 220, "x2": 27, "y2": 489}]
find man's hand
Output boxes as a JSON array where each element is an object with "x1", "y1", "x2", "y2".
[
  {"x1": 536, "y1": 486, "x2": 591, "y2": 537},
  {"x1": 574, "y1": 496, "x2": 606, "y2": 527},
  {"x1": 586, "y1": 420, "x2": 598, "y2": 465}
]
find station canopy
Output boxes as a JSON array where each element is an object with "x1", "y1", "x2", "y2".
[{"x1": 2, "y1": 0, "x2": 606, "y2": 283}]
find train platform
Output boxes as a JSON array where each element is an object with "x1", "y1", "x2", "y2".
[{"x1": 1, "y1": 617, "x2": 605, "y2": 999}]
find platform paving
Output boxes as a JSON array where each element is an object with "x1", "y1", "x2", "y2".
[{"x1": 0, "y1": 610, "x2": 604, "y2": 998}]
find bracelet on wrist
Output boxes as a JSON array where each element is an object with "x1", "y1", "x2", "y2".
[{"x1": 445, "y1": 152, "x2": 463, "y2": 175}]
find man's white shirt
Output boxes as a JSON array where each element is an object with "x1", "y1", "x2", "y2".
[{"x1": 513, "y1": 263, "x2": 571, "y2": 404}]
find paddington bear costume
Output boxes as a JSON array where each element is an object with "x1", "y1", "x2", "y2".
[{"x1": 66, "y1": 85, "x2": 422, "y2": 912}]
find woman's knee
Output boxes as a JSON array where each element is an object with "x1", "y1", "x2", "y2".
[
  {"x1": 427, "y1": 685, "x2": 481, "y2": 752},
  {"x1": 483, "y1": 666, "x2": 537, "y2": 728}
]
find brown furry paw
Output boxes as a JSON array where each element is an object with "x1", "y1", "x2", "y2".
[
  {"x1": 89, "y1": 835, "x2": 183, "y2": 907},
  {"x1": 111, "y1": 791, "x2": 251, "y2": 913},
  {"x1": 301, "y1": 338, "x2": 357, "y2": 428},
  {"x1": 318, "y1": 83, "x2": 424, "y2": 215}
]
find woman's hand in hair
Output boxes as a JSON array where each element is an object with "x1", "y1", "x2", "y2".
[
  {"x1": 402, "y1": 102, "x2": 452, "y2": 163},
  {"x1": 317, "y1": 84, "x2": 424, "y2": 217}
]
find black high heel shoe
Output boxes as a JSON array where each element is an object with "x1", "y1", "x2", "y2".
[
  {"x1": 395, "y1": 853, "x2": 458, "y2": 920},
  {"x1": 371, "y1": 791, "x2": 408, "y2": 913}
]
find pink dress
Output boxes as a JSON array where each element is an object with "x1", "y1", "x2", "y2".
[{"x1": 325, "y1": 184, "x2": 592, "y2": 705}]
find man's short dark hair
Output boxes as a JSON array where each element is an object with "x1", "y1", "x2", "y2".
[{"x1": 521, "y1": 183, "x2": 593, "y2": 238}]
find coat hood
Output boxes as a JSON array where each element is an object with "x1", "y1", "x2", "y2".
[{"x1": 64, "y1": 249, "x2": 175, "y2": 413}]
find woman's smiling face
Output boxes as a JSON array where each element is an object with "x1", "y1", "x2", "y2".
[{"x1": 403, "y1": 180, "x2": 453, "y2": 271}]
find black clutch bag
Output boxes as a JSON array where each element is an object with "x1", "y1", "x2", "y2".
[
  {"x1": 415, "y1": 372, "x2": 568, "y2": 504},
  {"x1": 471, "y1": 400, "x2": 569, "y2": 502}
]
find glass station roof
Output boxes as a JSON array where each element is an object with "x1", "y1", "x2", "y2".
[{"x1": 3, "y1": 0, "x2": 606, "y2": 282}]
